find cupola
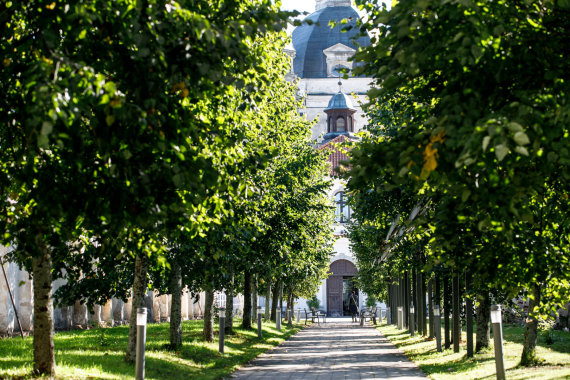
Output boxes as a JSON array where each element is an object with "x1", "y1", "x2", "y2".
[{"x1": 323, "y1": 81, "x2": 356, "y2": 141}]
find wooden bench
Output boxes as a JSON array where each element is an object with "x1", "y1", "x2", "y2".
[
  {"x1": 304, "y1": 308, "x2": 320, "y2": 325},
  {"x1": 360, "y1": 307, "x2": 377, "y2": 325}
]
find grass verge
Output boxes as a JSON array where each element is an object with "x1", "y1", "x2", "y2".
[
  {"x1": 375, "y1": 322, "x2": 570, "y2": 379},
  {"x1": 0, "y1": 319, "x2": 304, "y2": 379}
]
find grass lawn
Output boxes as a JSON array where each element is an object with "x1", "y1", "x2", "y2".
[
  {"x1": 376, "y1": 322, "x2": 570, "y2": 379},
  {"x1": 0, "y1": 318, "x2": 304, "y2": 379}
]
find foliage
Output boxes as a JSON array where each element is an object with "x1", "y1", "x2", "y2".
[
  {"x1": 365, "y1": 295, "x2": 378, "y2": 308},
  {"x1": 347, "y1": 0, "x2": 570, "y2": 365},
  {"x1": 307, "y1": 296, "x2": 320, "y2": 310}
]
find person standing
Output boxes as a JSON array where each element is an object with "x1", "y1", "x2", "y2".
[{"x1": 349, "y1": 291, "x2": 359, "y2": 322}]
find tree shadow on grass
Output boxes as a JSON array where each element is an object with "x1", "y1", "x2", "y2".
[
  {"x1": 419, "y1": 353, "x2": 495, "y2": 375},
  {"x1": 0, "y1": 320, "x2": 303, "y2": 379}
]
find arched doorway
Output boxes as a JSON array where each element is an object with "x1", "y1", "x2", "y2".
[{"x1": 326, "y1": 259, "x2": 357, "y2": 316}]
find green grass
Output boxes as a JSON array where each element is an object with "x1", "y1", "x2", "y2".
[
  {"x1": 0, "y1": 319, "x2": 304, "y2": 379},
  {"x1": 376, "y1": 322, "x2": 570, "y2": 380}
]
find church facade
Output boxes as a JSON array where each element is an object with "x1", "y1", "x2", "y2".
[{"x1": 287, "y1": 0, "x2": 375, "y2": 316}]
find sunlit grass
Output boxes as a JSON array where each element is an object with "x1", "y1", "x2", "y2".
[
  {"x1": 0, "y1": 319, "x2": 305, "y2": 379},
  {"x1": 376, "y1": 322, "x2": 570, "y2": 379}
]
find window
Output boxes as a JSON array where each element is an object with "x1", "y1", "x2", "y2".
[
  {"x1": 336, "y1": 116, "x2": 346, "y2": 132},
  {"x1": 335, "y1": 191, "x2": 350, "y2": 223}
]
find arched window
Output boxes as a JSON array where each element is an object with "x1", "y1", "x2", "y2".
[
  {"x1": 335, "y1": 191, "x2": 350, "y2": 223},
  {"x1": 336, "y1": 116, "x2": 346, "y2": 132}
]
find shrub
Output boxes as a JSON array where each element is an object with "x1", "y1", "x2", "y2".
[
  {"x1": 366, "y1": 295, "x2": 378, "y2": 308},
  {"x1": 307, "y1": 296, "x2": 320, "y2": 310}
]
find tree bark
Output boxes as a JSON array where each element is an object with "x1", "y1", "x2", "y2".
[
  {"x1": 32, "y1": 245, "x2": 55, "y2": 377},
  {"x1": 402, "y1": 272, "x2": 411, "y2": 330},
  {"x1": 225, "y1": 271, "x2": 234, "y2": 335},
  {"x1": 452, "y1": 273, "x2": 460, "y2": 352},
  {"x1": 521, "y1": 284, "x2": 541, "y2": 366},
  {"x1": 422, "y1": 272, "x2": 428, "y2": 336},
  {"x1": 287, "y1": 287, "x2": 294, "y2": 327},
  {"x1": 126, "y1": 254, "x2": 148, "y2": 363},
  {"x1": 465, "y1": 272, "x2": 473, "y2": 357},
  {"x1": 412, "y1": 269, "x2": 414, "y2": 331},
  {"x1": 279, "y1": 281, "x2": 284, "y2": 315},
  {"x1": 265, "y1": 277, "x2": 272, "y2": 321},
  {"x1": 203, "y1": 288, "x2": 215, "y2": 342},
  {"x1": 242, "y1": 269, "x2": 252, "y2": 329},
  {"x1": 428, "y1": 278, "x2": 433, "y2": 338},
  {"x1": 169, "y1": 262, "x2": 183, "y2": 348},
  {"x1": 476, "y1": 291, "x2": 491, "y2": 351},
  {"x1": 252, "y1": 274, "x2": 258, "y2": 323},
  {"x1": 444, "y1": 274, "x2": 451, "y2": 349},
  {"x1": 271, "y1": 279, "x2": 280, "y2": 322}
]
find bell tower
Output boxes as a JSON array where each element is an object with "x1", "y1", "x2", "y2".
[{"x1": 323, "y1": 81, "x2": 357, "y2": 141}]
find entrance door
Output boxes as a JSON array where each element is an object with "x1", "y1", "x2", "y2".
[
  {"x1": 326, "y1": 276, "x2": 343, "y2": 316},
  {"x1": 327, "y1": 259, "x2": 358, "y2": 316}
]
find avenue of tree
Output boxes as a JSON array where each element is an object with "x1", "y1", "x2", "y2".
[
  {"x1": 347, "y1": 0, "x2": 569, "y2": 367},
  {"x1": 0, "y1": 0, "x2": 333, "y2": 377}
]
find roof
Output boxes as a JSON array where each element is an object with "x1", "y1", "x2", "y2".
[
  {"x1": 291, "y1": 6, "x2": 371, "y2": 78},
  {"x1": 318, "y1": 135, "x2": 352, "y2": 176},
  {"x1": 324, "y1": 91, "x2": 356, "y2": 111}
]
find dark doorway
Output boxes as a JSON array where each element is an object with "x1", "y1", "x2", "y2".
[{"x1": 342, "y1": 277, "x2": 358, "y2": 316}]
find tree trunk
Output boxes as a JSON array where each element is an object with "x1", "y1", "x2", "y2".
[
  {"x1": 521, "y1": 284, "x2": 541, "y2": 366},
  {"x1": 203, "y1": 288, "x2": 215, "y2": 342},
  {"x1": 412, "y1": 270, "x2": 417, "y2": 331},
  {"x1": 32, "y1": 245, "x2": 55, "y2": 377},
  {"x1": 444, "y1": 275, "x2": 451, "y2": 349},
  {"x1": 287, "y1": 287, "x2": 294, "y2": 327},
  {"x1": 465, "y1": 272, "x2": 473, "y2": 358},
  {"x1": 271, "y1": 280, "x2": 280, "y2": 322},
  {"x1": 428, "y1": 278, "x2": 433, "y2": 338},
  {"x1": 169, "y1": 262, "x2": 183, "y2": 348},
  {"x1": 242, "y1": 269, "x2": 252, "y2": 329},
  {"x1": 225, "y1": 271, "x2": 234, "y2": 335},
  {"x1": 476, "y1": 291, "x2": 491, "y2": 351},
  {"x1": 422, "y1": 272, "x2": 428, "y2": 336},
  {"x1": 265, "y1": 278, "x2": 272, "y2": 321},
  {"x1": 402, "y1": 272, "x2": 411, "y2": 330},
  {"x1": 252, "y1": 274, "x2": 258, "y2": 323},
  {"x1": 279, "y1": 281, "x2": 284, "y2": 315},
  {"x1": 126, "y1": 254, "x2": 148, "y2": 363},
  {"x1": 452, "y1": 273, "x2": 460, "y2": 352}
]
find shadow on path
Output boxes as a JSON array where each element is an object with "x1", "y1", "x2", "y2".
[{"x1": 229, "y1": 317, "x2": 426, "y2": 379}]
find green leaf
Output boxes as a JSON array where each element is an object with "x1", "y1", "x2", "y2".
[
  {"x1": 515, "y1": 146, "x2": 529, "y2": 156},
  {"x1": 513, "y1": 131, "x2": 530, "y2": 146},
  {"x1": 105, "y1": 115, "x2": 115, "y2": 126},
  {"x1": 495, "y1": 144, "x2": 508, "y2": 161},
  {"x1": 41, "y1": 121, "x2": 53, "y2": 135},
  {"x1": 482, "y1": 135, "x2": 491, "y2": 152},
  {"x1": 506, "y1": 122, "x2": 523, "y2": 133}
]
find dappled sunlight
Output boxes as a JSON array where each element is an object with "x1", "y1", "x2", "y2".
[
  {"x1": 376, "y1": 322, "x2": 570, "y2": 379},
  {"x1": 0, "y1": 319, "x2": 303, "y2": 379}
]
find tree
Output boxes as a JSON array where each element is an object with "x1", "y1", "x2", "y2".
[
  {"x1": 351, "y1": 0, "x2": 570, "y2": 364},
  {"x1": 1, "y1": 0, "x2": 290, "y2": 373}
]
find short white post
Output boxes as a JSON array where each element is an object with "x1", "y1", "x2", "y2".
[
  {"x1": 135, "y1": 308, "x2": 147, "y2": 380},
  {"x1": 491, "y1": 305, "x2": 506, "y2": 380}
]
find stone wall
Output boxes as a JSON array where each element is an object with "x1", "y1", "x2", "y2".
[{"x1": 0, "y1": 246, "x2": 206, "y2": 335}]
